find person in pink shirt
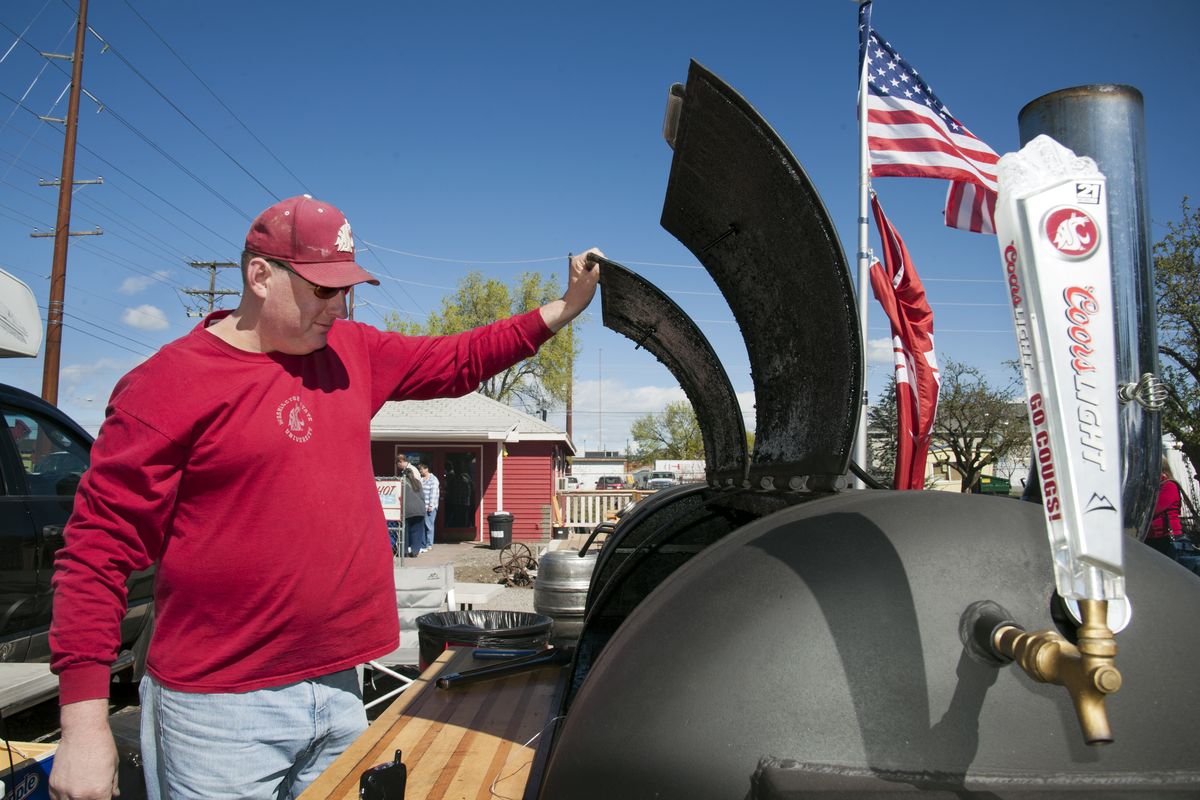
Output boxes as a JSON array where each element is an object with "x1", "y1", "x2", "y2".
[
  {"x1": 48, "y1": 194, "x2": 601, "y2": 800},
  {"x1": 1146, "y1": 457, "x2": 1187, "y2": 557}
]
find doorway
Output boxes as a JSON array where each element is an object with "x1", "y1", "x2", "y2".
[{"x1": 396, "y1": 447, "x2": 481, "y2": 543}]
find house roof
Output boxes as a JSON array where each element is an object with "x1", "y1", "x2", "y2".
[{"x1": 371, "y1": 391, "x2": 574, "y2": 451}]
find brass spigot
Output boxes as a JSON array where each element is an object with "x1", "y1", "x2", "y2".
[{"x1": 991, "y1": 599, "x2": 1122, "y2": 745}]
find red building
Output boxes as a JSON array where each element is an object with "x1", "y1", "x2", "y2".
[{"x1": 369, "y1": 392, "x2": 574, "y2": 544}]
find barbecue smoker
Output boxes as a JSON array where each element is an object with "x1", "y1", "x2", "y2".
[{"x1": 537, "y1": 63, "x2": 1200, "y2": 798}]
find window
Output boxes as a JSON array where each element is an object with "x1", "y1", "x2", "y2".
[{"x1": 2, "y1": 406, "x2": 90, "y2": 497}]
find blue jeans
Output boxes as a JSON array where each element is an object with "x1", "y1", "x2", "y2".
[
  {"x1": 424, "y1": 510, "x2": 437, "y2": 549},
  {"x1": 139, "y1": 668, "x2": 366, "y2": 799},
  {"x1": 405, "y1": 516, "x2": 426, "y2": 555}
]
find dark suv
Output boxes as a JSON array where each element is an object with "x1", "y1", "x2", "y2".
[{"x1": 0, "y1": 382, "x2": 154, "y2": 679}]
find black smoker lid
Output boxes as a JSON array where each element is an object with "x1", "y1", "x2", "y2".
[
  {"x1": 598, "y1": 261, "x2": 749, "y2": 487},
  {"x1": 660, "y1": 60, "x2": 861, "y2": 491}
]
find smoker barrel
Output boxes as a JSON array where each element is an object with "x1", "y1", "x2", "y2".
[{"x1": 540, "y1": 492, "x2": 1200, "y2": 798}]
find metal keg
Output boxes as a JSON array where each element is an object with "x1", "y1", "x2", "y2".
[{"x1": 534, "y1": 549, "x2": 598, "y2": 646}]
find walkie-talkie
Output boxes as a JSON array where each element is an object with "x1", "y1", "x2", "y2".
[{"x1": 359, "y1": 749, "x2": 407, "y2": 799}]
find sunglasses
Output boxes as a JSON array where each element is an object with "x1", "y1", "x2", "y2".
[{"x1": 267, "y1": 259, "x2": 350, "y2": 300}]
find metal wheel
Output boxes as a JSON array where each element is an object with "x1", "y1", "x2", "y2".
[{"x1": 494, "y1": 542, "x2": 538, "y2": 586}]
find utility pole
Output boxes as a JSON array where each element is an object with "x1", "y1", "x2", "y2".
[
  {"x1": 183, "y1": 261, "x2": 240, "y2": 317},
  {"x1": 38, "y1": 0, "x2": 90, "y2": 405},
  {"x1": 565, "y1": 321, "x2": 574, "y2": 443}
]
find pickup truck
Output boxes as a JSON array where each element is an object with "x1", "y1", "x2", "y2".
[
  {"x1": 0, "y1": 382, "x2": 154, "y2": 681},
  {"x1": 645, "y1": 471, "x2": 680, "y2": 490}
]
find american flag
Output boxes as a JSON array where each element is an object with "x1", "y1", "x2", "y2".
[{"x1": 859, "y1": 1, "x2": 999, "y2": 234}]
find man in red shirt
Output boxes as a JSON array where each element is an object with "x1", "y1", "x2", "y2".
[{"x1": 48, "y1": 194, "x2": 600, "y2": 800}]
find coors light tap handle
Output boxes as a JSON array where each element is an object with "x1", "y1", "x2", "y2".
[{"x1": 993, "y1": 135, "x2": 1126, "y2": 621}]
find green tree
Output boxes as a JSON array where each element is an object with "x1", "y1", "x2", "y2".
[
  {"x1": 1154, "y1": 197, "x2": 1200, "y2": 477},
  {"x1": 929, "y1": 358, "x2": 1030, "y2": 492},
  {"x1": 867, "y1": 374, "x2": 898, "y2": 484},
  {"x1": 630, "y1": 400, "x2": 703, "y2": 462},
  {"x1": 383, "y1": 270, "x2": 578, "y2": 410}
]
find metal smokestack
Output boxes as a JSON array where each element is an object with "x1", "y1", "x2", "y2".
[{"x1": 1017, "y1": 85, "x2": 1160, "y2": 539}]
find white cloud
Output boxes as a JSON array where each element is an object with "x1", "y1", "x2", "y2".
[
  {"x1": 557, "y1": 380, "x2": 760, "y2": 454},
  {"x1": 118, "y1": 271, "x2": 171, "y2": 295},
  {"x1": 59, "y1": 357, "x2": 146, "y2": 432},
  {"x1": 867, "y1": 336, "x2": 894, "y2": 365},
  {"x1": 121, "y1": 305, "x2": 169, "y2": 331}
]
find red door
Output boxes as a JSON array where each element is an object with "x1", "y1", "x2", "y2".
[{"x1": 402, "y1": 447, "x2": 482, "y2": 544}]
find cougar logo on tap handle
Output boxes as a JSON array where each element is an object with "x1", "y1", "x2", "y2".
[{"x1": 1044, "y1": 206, "x2": 1100, "y2": 259}]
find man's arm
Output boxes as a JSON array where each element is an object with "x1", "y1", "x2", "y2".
[
  {"x1": 538, "y1": 248, "x2": 602, "y2": 333},
  {"x1": 50, "y1": 700, "x2": 119, "y2": 800}
]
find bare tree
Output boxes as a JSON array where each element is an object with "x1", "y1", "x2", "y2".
[
  {"x1": 1155, "y1": 197, "x2": 1200, "y2": 477},
  {"x1": 930, "y1": 358, "x2": 1030, "y2": 492}
]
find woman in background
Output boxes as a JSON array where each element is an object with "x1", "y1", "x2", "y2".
[
  {"x1": 1146, "y1": 457, "x2": 1184, "y2": 558},
  {"x1": 403, "y1": 470, "x2": 427, "y2": 559}
]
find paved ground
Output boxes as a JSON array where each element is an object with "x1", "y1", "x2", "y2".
[{"x1": 399, "y1": 539, "x2": 550, "y2": 614}]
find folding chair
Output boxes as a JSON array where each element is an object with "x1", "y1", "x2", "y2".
[{"x1": 364, "y1": 563, "x2": 456, "y2": 710}]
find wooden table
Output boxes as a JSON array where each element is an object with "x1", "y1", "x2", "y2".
[{"x1": 301, "y1": 648, "x2": 569, "y2": 800}]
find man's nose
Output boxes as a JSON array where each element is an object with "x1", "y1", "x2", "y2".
[{"x1": 329, "y1": 291, "x2": 349, "y2": 319}]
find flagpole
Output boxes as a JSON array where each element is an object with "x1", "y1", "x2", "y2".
[{"x1": 855, "y1": 0, "x2": 872, "y2": 487}]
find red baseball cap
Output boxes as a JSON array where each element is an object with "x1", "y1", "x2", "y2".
[{"x1": 244, "y1": 195, "x2": 379, "y2": 287}]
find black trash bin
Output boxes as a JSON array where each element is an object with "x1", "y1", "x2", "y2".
[
  {"x1": 488, "y1": 511, "x2": 513, "y2": 550},
  {"x1": 416, "y1": 610, "x2": 552, "y2": 669}
]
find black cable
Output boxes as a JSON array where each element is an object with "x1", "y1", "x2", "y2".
[
  {"x1": 119, "y1": 0, "x2": 312, "y2": 194},
  {"x1": 848, "y1": 459, "x2": 888, "y2": 489},
  {"x1": 0, "y1": 86, "x2": 241, "y2": 248},
  {"x1": 86, "y1": 26, "x2": 280, "y2": 202}
]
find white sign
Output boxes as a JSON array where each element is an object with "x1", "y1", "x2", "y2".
[{"x1": 376, "y1": 479, "x2": 404, "y2": 521}]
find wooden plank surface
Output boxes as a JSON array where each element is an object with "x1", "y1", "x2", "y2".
[{"x1": 301, "y1": 648, "x2": 567, "y2": 800}]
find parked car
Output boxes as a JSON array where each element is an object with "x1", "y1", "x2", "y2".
[
  {"x1": 0, "y1": 382, "x2": 154, "y2": 680},
  {"x1": 645, "y1": 471, "x2": 680, "y2": 490},
  {"x1": 595, "y1": 476, "x2": 626, "y2": 490}
]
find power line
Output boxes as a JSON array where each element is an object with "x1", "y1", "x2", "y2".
[
  {"x1": 119, "y1": 0, "x2": 311, "y2": 195},
  {"x1": 87, "y1": 25, "x2": 278, "y2": 203},
  {"x1": 0, "y1": 24, "x2": 247, "y2": 249}
]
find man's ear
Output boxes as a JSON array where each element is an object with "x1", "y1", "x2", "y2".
[{"x1": 245, "y1": 256, "x2": 274, "y2": 299}]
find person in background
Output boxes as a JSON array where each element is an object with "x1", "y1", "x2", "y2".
[
  {"x1": 1146, "y1": 457, "x2": 1185, "y2": 558},
  {"x1": 396, "y1": 452, "x2": 419, "y2": 482},
  {"x1": 47, "y1": 192, "x2": 602, "y2": 800},
  {"x1": 403, "y1": 469, "x2": 427, "y2": 559},
  {"x1": 419, "y1": 462, "x2": 440, "y2": 553}
]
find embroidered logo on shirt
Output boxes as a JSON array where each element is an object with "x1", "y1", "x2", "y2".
[
  {"x1": 335, "y1": 221, "x2": 354, "y2": 253},
  {"x1": 275, "y1": 395, "x2": 314, "y2": 443}
]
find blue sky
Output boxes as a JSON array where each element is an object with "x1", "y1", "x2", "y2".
[{"x1": 1, "y1": 0, "x2": 1196, "y2": 456}]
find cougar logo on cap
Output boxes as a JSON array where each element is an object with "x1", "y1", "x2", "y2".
[{"x1": 335, "y1": 221, "x2": 354, "y2": 254}]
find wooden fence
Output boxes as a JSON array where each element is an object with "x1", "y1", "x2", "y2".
[{"x1": 557, "y1": 489, "x2": 655, "y2": 532}]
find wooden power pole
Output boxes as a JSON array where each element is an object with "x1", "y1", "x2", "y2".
[
  {"x1": 183, "y1": 261, "x2": 240, "y2": 317},
  {"x1": 38, "y1": 0, "x2": 90, "y2": 405}
]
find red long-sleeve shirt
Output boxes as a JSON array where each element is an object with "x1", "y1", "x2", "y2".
[{"x1": 50, "y1": 309, "x2": 552, "y2": 704}]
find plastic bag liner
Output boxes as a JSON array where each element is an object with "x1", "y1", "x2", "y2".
[{"x1": 416, "y1": 610, "x2": 553, "y2": 670}]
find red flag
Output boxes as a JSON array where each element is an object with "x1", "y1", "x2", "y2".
[
  {"x1": 869, "y1": 193, "x2": 940, "y2": 489},
  {"x1": 859, "y1": 1, "x2": 999, "y2": 234}
]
